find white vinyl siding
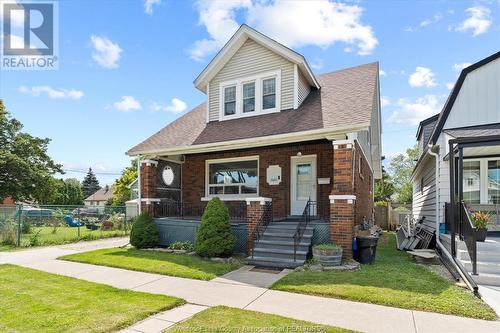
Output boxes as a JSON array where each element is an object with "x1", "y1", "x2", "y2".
[
  {"x1": 444, "y1": 58, "x2": 500, "y2": 129},
  {"x1": 412, "y1": 157, "x2": 437, "y2": 231},
  {"x1": 297, "y1": 70, "x2": 311, "y2": 106},
  {"x1": 208, "y1": 38, "x2": 294, "y2": 122}
]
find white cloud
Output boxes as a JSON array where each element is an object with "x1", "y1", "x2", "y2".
[
  {"x1": 420, "y1": 13, "x2": 442, "y2": 27},
  {"x1": 381, "y1": 96, "x2": 390, "y2": 107},
  {"x1": 446, "y1": 82, "x2": 455, "y2": 90},
  {"x1": 144, "y1": 0, "x2": 161, "y2": 15},
  {"x1": 379, "y1": 69, "x2": 387, "y2": 77},
  {"x1": 387, "y1": 95, "x2": 441, "y2": 125},
  {"x1": 189, "y1": 0, "x2": 377, "y2": 61},
  {"x1": 112, "y1": 96, "x2": 141, "y2": 112},
  {"x1": 18, "y1": 86, "x2": 84, "y2": 100},
  {"x1": 408, "y1": 66, "x2": 437, "y2": 88},
  {"x1": 310, "y1": 58, "x2": 323, "y2": 70},
  {"x1": 90, "y1": 35, "x2": 122, "y2": 68},
  {"x1": 456, "y1": 6, "x2": 492, "y2": 36},
  {"x1": 453, "y1": 62, "x2": 472, "y2": 71},
  {"x1": 0, "y1": 1, "x2": 24, "y2": 28},
  {"x1": 150, "y1": 98, "x2": 188, "y2": 113}
]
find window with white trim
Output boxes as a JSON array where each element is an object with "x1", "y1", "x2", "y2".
[
  {"x1": 206, "y1": 158, "x2": 258, "y2": 197},
  {"x1": 262, "y1": 78, "x2": 276, "y2": 109},
  {"x1": 224, "y1": 86, "x2": 236, "y2": 116},
  {"x1": 242, "y1": 82, "x2": 255, "y2": 113},
  {"x1": 219, "y1": 70, "x2": 280, "y2": 121},
  {"x1": 461, "y1": 158, "x2": 500, "y2": 204}
]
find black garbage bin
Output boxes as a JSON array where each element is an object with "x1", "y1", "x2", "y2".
[{"x1": 356, "y1": 236, "x2": 379, "y2": 264}]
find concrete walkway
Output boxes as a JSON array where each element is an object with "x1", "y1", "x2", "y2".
[{"x1": 1, "y1": 238, "x2": 499, "y2": 333}]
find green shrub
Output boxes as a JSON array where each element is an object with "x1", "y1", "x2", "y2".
[
  {"x1": 313, "y1": 243, "x2": 342, "y2": 251},
  {"x1": 195, "y1": 198, "x2": 235, "y2": 257},
  {"x1": 0, "y1": 218, "x2": 17, "y2": 245},
  {"x1": 130, "y1": 212, "x2": 159, "y2": 249},
  {"x1": 21, "y1": 220, "x2": 32, "y2": 234},
  {"x1": 169, "y1": 241, "x2": 194, "y2": 251}
]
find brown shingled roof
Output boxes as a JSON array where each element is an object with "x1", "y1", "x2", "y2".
[
  {"x1": 84, "y1": 186, "x2": 114, "y2": 202},
  {"x1": 128, "y1": 62, "x2": 378, "y2": 155}
]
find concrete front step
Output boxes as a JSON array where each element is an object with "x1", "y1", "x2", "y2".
[
  {"x1": 247, "y1": 256, "x2": 305, "y2": 268},
  {"x1": 463, "y1": 260, "x2": 500, "y2": 275},
  {"x1": 252, "y1": 248, "x2": 308, "y2": 260},
  {"x1": 457, "y1": 240, "x2": 500, "y2": 252},
  {"x1": 255, "y1": 240, "x2": 310, "y2": 251},
  {"x1": 457, "y1": 249, "x2": 500, "y2": 263}
]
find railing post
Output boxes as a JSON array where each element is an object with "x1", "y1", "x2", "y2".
[
  {"x1": 449, "y1": 141, "x2": 456, "y2": 257},
  {"x1": 16, "y1": 204, "x2": 22, "y2": 247}
]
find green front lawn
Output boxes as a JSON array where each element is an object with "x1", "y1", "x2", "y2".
[
  {"x1": 1, "y1": 226, "x2": 129, "y2": 251},
  {"x1": 59, "y1": 247, "x2": 242, "y2": 280},
  {"x1": 0, "y1": 264, "x2": 184, "y2": 333},
  {"x1": 169, "y1": 306, "x2": 354, "y2": 332},
  {"x1": 273, "y1": 234, "x2": 497, "y2": 320}
]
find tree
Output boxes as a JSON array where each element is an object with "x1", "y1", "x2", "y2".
[
  {"x1": 374, "y1": 168, "x2": 395, "y2": 202},
  {"x1": 0, "y1": 100, "x2": 62, "y2": 202},
  {"x1": 40, "y1": 178, "x2": 84, "y2": 205},
  {"x1": 388, "y1": 144, "x2": 419, "y2": 204},
  {"x1": 112, "y1": 160, "x2": 138, "y2": 205},
  {"x1": 81, "y1": 168, "x2": 100, "y2": 198}
]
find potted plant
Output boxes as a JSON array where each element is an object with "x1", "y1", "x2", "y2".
[
  {"x1": 470, "y1": 211, "x2": 491, "y2": 242},
  {"x1": 312, "y1": 243, "x2": 343, "y2": 266}
]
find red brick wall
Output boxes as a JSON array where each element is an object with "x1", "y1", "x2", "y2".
[
  {"x1": 140, "y1": 162, "x2": 158, "y2": 216},
  {"x1": 330, "y1": 141, "x2": 374, "y2": 259},
  {"x1": 182, "y1": 140, "x2": 333, "y2": 220},
  {"x1": 353, "y1": 141, "x2": 374, "y2": 225}
]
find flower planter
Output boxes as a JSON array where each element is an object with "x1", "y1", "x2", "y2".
[
  {"x1": 313, "y1": 246, "x2": 343, "y2": 266},
  {"x1": 476, "y1": 228, "x2": 488, "y2": 242}
]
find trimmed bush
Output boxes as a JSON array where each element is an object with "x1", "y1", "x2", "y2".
[
  {"x1": 130, "y1": 212, "x2": 159, "y2": 249},
  {"x1": 195, "y1": 198, "x2": 236, "y2": 257}
]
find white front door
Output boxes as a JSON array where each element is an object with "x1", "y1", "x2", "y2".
[{"x1": 291, "y1": 155, "x2": 317, "y2": 216}]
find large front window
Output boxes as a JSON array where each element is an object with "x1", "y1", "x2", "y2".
[
  {"x1": 461, "y1": 158, "x2": 500, "y2": 204},
  {"x1": 207, "y1": 158, "x2": 258, "y2": 197}
]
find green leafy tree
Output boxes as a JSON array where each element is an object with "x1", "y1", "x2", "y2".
[
  {"x1": 81, "y1": 168, "x2": 100, "y2": 198},
  {"x1": 388, "y1": 144, "x2": 419, "y2": 204},
  {"x1": 374, "y1": 169, "x2": 395, "y2": 202},
  {"x1": 41, "y1": 178, "x2": 84, "y2": 205},
  {"x1": 195, "y1": 198, "x2": 236, "y2": 257},
  {"x1": 0, "y1": 100, "x2": 62, "y2": 202},
  {"x1": 112, "y1": 160, "x2": 138, "y2": 205}
]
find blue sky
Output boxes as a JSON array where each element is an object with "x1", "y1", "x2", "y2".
[{"x1": 1, "y1": 0, "x2": 499, "y2": 185}]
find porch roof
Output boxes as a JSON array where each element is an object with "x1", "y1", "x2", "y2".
[
  {"x1": 127, "y1": 62, "x2": 378, "y2": 156},
  {"x1": 445, "y1": 123, "x2": 500, "y2": 139}
]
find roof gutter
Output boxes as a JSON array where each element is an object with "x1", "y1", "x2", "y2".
[{"x1": 127, "y1": 123, "x2": 370, "y2": 157}]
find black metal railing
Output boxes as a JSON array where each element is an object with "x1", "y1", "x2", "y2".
[
  {"x1": 156, "y1": 201, "x2": 247, "y2": 222},
  {"x1": 293, "y1": 199, "x2": 316, "y2": 261},
  {"x1": 250, "y1": 202, "x2": 273, "y2": 258},
  {"x1": 460, "y1": 201, "x2": 477, "y2": 275}
]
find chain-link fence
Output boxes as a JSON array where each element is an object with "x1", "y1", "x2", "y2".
[{"x1": 0, "y1": 204, "x2": 135, "y2": 249}]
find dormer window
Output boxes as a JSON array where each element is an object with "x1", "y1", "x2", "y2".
[
  {"x1": 242, "y1": 82, "x2": 255, "y2": 113},
  {"x1": 224, "y1": 86, "x2": 236, "y2": 116},
  {"x1": 219, "y1": 69, "x2": 281, "y2": 121},
  {"x1": 262, "y1": 78, "x2": 276, "y2": 109}
]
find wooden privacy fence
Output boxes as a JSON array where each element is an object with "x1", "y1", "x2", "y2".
[{"x1": 375, "y1": 203, "x2": 411, "y2": 231}]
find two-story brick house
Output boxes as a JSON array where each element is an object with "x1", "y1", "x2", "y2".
[{"x1": 127, "y1": 25, "x2": 382, "y2": 267}]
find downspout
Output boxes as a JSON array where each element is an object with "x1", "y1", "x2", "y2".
[{"x1": 428, "y1": 143, "x2": 479, "y2": 294}]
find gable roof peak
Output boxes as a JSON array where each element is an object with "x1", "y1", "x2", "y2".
[{"x1": 193, "y1": 24, "x2": 320, "y2": 93}]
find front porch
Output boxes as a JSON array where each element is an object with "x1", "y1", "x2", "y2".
[{"x1": 136, "y1": 139, "x2": 374, "y2": 265}]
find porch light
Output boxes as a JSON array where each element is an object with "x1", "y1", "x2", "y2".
[{"x1": 297, "y1": 152, "x2": 302, "y2": 157}]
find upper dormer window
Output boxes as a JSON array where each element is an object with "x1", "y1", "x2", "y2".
[
  {"x1": 242, "y1": 82, "x2": 255, "y2": 113},
  {"x1": 262, "y1": 78, "x2": 276, "y2": 109},
  {"x1": 224, "y1": 86, "x2": 236, "y2": 116},
  {"x1": 219, "y1": 70, "x2": 281, "y2": 121}
]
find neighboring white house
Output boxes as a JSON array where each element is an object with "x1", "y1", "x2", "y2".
[
  {"x1": 411, "y1": 51, "x2": 500, "y2": 286},
  {"x1": 84, "y1": 185, "x2": 114, "y2": 207}
]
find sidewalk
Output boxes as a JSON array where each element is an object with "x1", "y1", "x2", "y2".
[{"x1": 1, "y1": 238, "x2": 499, "y2": 333}]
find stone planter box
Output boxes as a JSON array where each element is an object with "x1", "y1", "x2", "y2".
[{"x1": 313, "y1": 246, "x2": 343, "y2": 266}]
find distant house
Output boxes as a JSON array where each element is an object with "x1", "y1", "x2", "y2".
[
  {"x1": 2, "y1": 197, "x2": 15, "y2": 205},
  {"x1": 84, "y1": 185, "x2": 114, "y2": 207}
]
